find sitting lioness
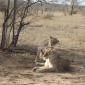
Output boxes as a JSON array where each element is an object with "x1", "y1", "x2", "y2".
[
  {"x1": 35, "y1": 36, "x2": 60, "y2": 65},
  {"x1": 33, "y1": 47, "x2": 71, "y2": 73}
]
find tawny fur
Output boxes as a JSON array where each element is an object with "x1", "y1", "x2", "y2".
[
  {"x1": 35, "y1": 36, "x2": 59, "y2": 64},
  {"x1": 33, "y1": 47, "x2": 71, "y2": 73},
  {"x1": 42, "y1": 36, "x2": 59, "y2": 47}
]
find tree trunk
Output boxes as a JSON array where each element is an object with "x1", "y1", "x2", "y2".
[
  {"x1": 10, "y1": 26, "x2": 22, "y2": 47},
  {"x1": 70, "y1": 3, "x2": 74, "y2": 15},
  {"x1": 10, "y1": 35, "x2": 18, "y2": 47},
  {"x1": 1, "y1": 22, "x2": 7, "y2": 49},
  {"x1": 0, "y1": 0, "x2": 10, "y2": 49},
  {"x1": 69, "y1": 0, "x2": 75, "y2": 15}
]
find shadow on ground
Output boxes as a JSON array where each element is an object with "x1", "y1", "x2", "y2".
[{"x1": 0, "y1": 45, "x2": 85, "y2": 67}]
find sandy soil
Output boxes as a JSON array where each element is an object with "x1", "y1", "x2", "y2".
[
  {"x1": 0, "y1": 50, "x2": 85, "y2": 85},
  {"x1": 0, "y1": 67, "x2": 85, "y2": 85}
]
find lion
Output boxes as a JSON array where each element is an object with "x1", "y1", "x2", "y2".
[
  {"x1": 35, "y1": 36, "x2": 60, "y2": 66},
  {"x1": 33, "y1": 47, "x2": 71, "y2": 73}
]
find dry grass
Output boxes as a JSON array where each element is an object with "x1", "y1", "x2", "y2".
[
  {"x1": 16, "y1": 13, "x2": 85, "y2": 50},
  {"x1": 43, "y1": 13, "x2": 54, "y2": 20}
]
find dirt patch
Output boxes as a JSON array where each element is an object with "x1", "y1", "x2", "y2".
[{"x1": 0, "y1": 66, "x2": 85, "y2": 85}]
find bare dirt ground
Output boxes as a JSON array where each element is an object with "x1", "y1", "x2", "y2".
[
  {"x1": 0, "y1": 49, "x2": 85, "y2": 85},
  {"x1": 0, "y1": 12, "x2": 85, "y2": 85}
]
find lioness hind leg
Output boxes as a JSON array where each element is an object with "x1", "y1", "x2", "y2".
[{"x1": 33, "y1": 67, "x2": 55, "y2": 73}]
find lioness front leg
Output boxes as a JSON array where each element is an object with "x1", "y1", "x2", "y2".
[{"x1": 33, "y1": 66, "x2": 55, "y2": 73}]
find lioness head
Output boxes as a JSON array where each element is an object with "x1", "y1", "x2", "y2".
[
  {"x1": 48, "y1": 36, "x2": 59, "y2": 47},
  {"x1": 39, "y1": 47, "x2": 54, "y2": 60}
]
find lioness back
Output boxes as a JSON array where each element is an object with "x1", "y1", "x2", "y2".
[{"x1": 43, "y1": 49, "x2": 71, "y2": 72}]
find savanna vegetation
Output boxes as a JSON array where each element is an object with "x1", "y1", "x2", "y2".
[{"x1": 0, "y1": 0, "x2": 85, "y2": 85}]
